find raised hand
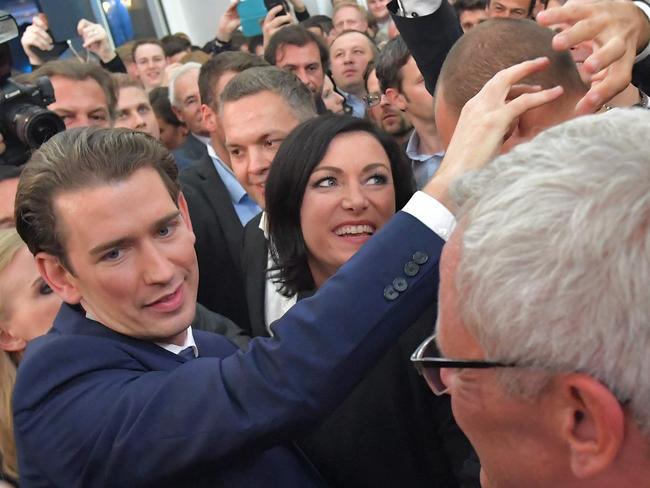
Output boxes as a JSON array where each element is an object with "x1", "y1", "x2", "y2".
[
  {"x1": 537, "y1": 0, "x2": 650, "y2": 114},
  {"x1": 262, "y1": 5, "x2": 294, "y2": 49},
  {"x1": 424, "y1": 57, "x2": 564, "y2": 211},
  {"x1": 216, "y1": 0, "x2": 242, "y2": 42},
  {"x1": 78, "y1": 19, "x2": 116, "y2": 63},
  {"x1": 21, "y1": 15, "x2": 52, "y2": 66}
]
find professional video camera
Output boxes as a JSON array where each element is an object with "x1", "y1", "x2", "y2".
[{"x1": 0, "y1": 10, "x2": 65, "y2": 166}]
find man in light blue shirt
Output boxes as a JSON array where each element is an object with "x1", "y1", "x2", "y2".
[
  {"x1": 330, "y1": 30, "x2": 377, "y2": 118},
  {"x1": 207, "y1": 143, "x2": 260, "y2": 225},
  {"x1": 378, "y1": 35, "x2": 446, "y2": 189}
]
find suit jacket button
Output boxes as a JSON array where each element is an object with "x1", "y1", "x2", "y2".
[
  {"x1": 392, "y1": 277, "x2": 408, "y2": 292},
  {"x1": 412, "y1": 251, "x2": 429, "y2": 265},
  {"x1": 404, "y1": 261, "x2": 420, "y2": 277},
  {"x1": 384, "y1": 285, "x2": 399, "y2": 301}
]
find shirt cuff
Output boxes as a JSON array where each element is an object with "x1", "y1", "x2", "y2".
[
  {"x1": 402, "y1": 191, "x2": 456, "y2": 241},
  {"x1": 635, "y1": 1, "x2": 650, "y2": 62},
  {"x1": 392, "y1": 0, "x2": 443, "y2": 17}
]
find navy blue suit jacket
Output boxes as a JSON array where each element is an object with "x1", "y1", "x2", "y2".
[{"x1": 14, "y1": 211, "x2": 445, "y2": 487}]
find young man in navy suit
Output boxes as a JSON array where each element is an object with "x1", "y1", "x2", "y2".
[{"x1": 12, "y1": 54, "x2": 563, "y2": 485}]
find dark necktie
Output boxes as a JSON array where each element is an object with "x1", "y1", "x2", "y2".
[{"x1": 178, "y1": 346, "x2": 196, "y2": 361}]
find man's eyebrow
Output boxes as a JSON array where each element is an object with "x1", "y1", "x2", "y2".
[{"x1": 89, "y1": 211, "x2": 180, "y2": 256}]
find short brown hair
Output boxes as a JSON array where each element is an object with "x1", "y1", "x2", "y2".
[
  {"x1": 439, "y1": 18, "x2": 587, "y2": 114},
  {"x1": 31, "y1": 60, "x2": 118, "y2": 121},
  {"x1": 132, "y1": 38, "x2": 165, "y2": 60},
  {"x1": 15, "y1": 128, "x2": 178, "y2": 271},
  {"x1": 198, "y1": 51, "x2": 269, "y2": 110},
  {"x1": 111, "y1": 72, "x2": 145, "y2": 91}
]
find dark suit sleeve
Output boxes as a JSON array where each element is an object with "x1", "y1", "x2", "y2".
[
  {"x1": 389, "y1": 0, "x2": 462, "y2": 95},
  {"x1": 14, "y1": 212, "x2": 445, "y2": 485}
]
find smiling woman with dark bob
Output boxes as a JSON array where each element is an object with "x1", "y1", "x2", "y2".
[
  {"x1": 265, "y1": 114, "x2": 414, "y2": 297},
  {"x1": 263, "y1": 114, "x2": 478, "y2": 487}
]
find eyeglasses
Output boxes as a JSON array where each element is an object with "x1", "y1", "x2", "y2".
[
  {"x1": 410, "y1": 334, "x2": 516, "y2": 395},
  {"x1": 363, "y1": 93, "x2": 382, "y2": 107}
]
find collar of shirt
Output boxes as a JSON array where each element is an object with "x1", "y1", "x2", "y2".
[
  {"x1": 405, "y1": 130, "x2": 445, "y2": 161},
  {"x1": 85, "y1": 310, "x2": 198, "y2": 357},
  {"x1": 340, "y1": 90, "x2": 367, "y2": 118},
  {"x1": 207, "y1": 143, "x2": 249, "y2": 205},
  {"x1": 258, "y1": 211, "x2": 270, "y2": 239},
  {"x1": 192, "y1": 133, "x2": 212, "y2": 147},
  {"x1": 156, "y1": 326, "x2": 198, "y2": 358}
]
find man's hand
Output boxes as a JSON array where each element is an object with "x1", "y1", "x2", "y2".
[
  {"x1": 216, "y1": 0, "x2": 242, "y2": 43},
  {"x1": 424, "y1": 57, "x2": 564, "y2": 211},
  {"x1": 20, "y1": 15, "x2": 52, "y2": 66},
  {"x1": 537, "y1": 0, "x2": 650, "y2": 114},
  {"x1": 0, "y1": 133, "x2": 6, "y2": 155},
  {"x1": 78, "y1": 19, "x2": 116, "y2": 64},
  {"x1": 262, "y1": 5, "x2": 294, "y2": 49}
]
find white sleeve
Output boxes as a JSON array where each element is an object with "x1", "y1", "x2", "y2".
[
  {"x1": 393, "y1": 0, "x2": 443, "y2": 18},
  {"x1": 401, "y1": 191, "x2": 456, "y2": 241}
]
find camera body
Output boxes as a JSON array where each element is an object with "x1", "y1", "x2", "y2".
[{"x1": 0, "y1": 10, "x2": 65, "y2": 166}]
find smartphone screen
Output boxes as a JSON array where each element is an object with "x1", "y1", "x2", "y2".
[{"x1": 236, "y1": 0, "x2": 267, "y2": 37}]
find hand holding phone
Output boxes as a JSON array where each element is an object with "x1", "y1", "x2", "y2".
[
  {"x1": 262, "y1": 4, "x2": 293, "y2": 46},
  {"x1": 264, "y1": 0, "x2": 289, "y2": 16}
]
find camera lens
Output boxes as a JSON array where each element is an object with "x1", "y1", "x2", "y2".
[{"x1": 9, "y1": 104, "x2": 65, "y2": 148}]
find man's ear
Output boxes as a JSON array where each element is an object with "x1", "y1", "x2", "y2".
[
  {"x1": 385, "y1": 88, "x2": 407, "y2": 111},
  {"x1": 35, "y1": 253, "x2": 81, "y2": 305},
  {"x1": 171, "y1": 104, "x2": 185, "y2": 124},
  {"x1": 0, "y1": 328, "x2": 26, "y2": 352},
  {"x1": 177, "y1": 191, "x2": 194, "y2": 235},
  {"x1": 200, "y1": 103, "x2": 218, "y2": 134},
  {"x1": 555, "y1": 374, "x2": 625, "y2": 479}
]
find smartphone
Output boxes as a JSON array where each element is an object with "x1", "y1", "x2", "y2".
[
  {"x1": 237, "y1": 0, "x2": 267, "y2": 37},
  {"x1": 38, "y1": 0, "x2": 96, "y2": 42},
  {"x1": 31, "y1": 40, "x2": 70, "y2": 63},
  {"x1": 264, "y1": 0, "x2": 289, "y2": 16}
]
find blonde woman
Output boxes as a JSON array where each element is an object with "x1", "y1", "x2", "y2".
[{"x1": 0, "y1": 228, "x2": 61, "y2": 485}]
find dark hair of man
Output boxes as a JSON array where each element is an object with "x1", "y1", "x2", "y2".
[
  {"x1": 220, "y1": 66, "x2": 317, "y2": 121},
  {"x1": 486, "y1": 0, "x2": 537, "y2": 19},
  {"x1": 375, "y1": 35, "x2": 411, "y2": 93},
  {"x1": 301, "y1": 15, "x2": 334, "y2": 35},
  {"x1": 246, "y1": 34, "x2": 264, "y2": 54},
  {"x1": 454, "y1": 0, "x2": 487, "y2": 14},
  {"x1": 14, "y1": 127, "x2": 178, "y2": 272},
  {"x1": 131, "y1": 38, "x2": 165, "y2": 59},
  {"x1": 438, "y1": 18, "x2": 586, "y2": 114},
  {"x1": 111, "y1": 72, "x2": 145, "y2": 91},
  {"x1": 30, "y1": 60, "x2": 118, "y2": 121},
  {"x1": 160, "y1": 34, "x2": 192, "y2": 57},
  {"x1": 115, "y1": 40, "x2": 135, "y2": 64},
  {"x1": 198, "y1": 51, "x2": 269, "y2": 111},
  {"x1": 265, "y1": 114, "x2": 415, "y2": 297},
  {"x1": 264, "y1": 25, "x2": 329, "y2": 70},
  {"x1": 149, "y1": 86, "x2": 184, "y2": 127},
  {"x1": 0, "y1": 165, "x2": 22, "y2": 182},
  {"x1": 363, "y1": 60, "x2": 376, "y2": 87}
]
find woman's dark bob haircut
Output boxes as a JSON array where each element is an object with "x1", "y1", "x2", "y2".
[{"x1": 265, "y1": 114, "x2": 415, "y2": 297}]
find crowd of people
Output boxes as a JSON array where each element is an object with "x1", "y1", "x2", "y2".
[{"x1": 0, "y1": 0, "x2": 649, "y2": 486}]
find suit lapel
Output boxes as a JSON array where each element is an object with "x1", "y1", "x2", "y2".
[
  {"x1": 194, "y1": 154, "x2": 245, "y2": 267},
  {"x1": 243, "y1": 215, "x2": 269, "y2": 336}
]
